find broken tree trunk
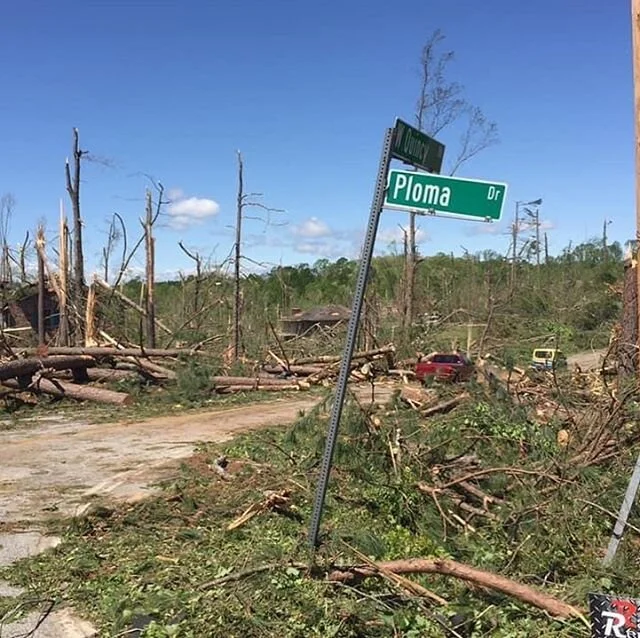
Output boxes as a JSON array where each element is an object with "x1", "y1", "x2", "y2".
[
  {"x1": 233, "y1": 151, "x2": 244, "y2": 362},
  {"x1": 327, "y1": 557, "x2": 583, "y2": 620},
  {"x1": 58, "y1": 201, "x2": 70, "y2": 346},
  {"x1": 36, "y1": 227, "x2": 46, "y2": 346},
  {"x1": 65, "y1": 127, "x2": 85, "y2": 342},
  {"x1": 2, "y1": 377, "x2": 132, "y2": 405},
  {"x1": 94, "y1": 278, "x2": 173, "y2": 336},
  {"x1": 0, "y1": 355, "x2": 96, "y2": 381},
  {"x1": 621, "y1": 258, "x2": 637, "y2": 374},
  {"x1": 85, "y1": 280, "x2": 98, "y2": 347},
  {"x1": 399, "y1": 385, "x2": 438, "y2": 408},
  {"x1": 144, "y1": 189, "x2": 156, "y2": 348}
]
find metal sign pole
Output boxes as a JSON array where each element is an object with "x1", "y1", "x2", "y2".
[
  {"x1": 308, "y1": 128, "x2": 394, "y2": 549},
  {"x1": 602, "y1": 451, "x2": 640, "y2": 565}
]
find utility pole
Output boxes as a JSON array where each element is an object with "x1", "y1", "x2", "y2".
[{"x1": 634, "y1": 0, "x2": 640, "y2": 373}]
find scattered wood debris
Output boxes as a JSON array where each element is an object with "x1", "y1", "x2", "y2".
[{"x1": 227, "y1": 489, "x2": 293, "y2": 531}]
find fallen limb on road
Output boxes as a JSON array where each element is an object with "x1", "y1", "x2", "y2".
[{"x1": 327, "y1": 557, "x2": 584, "y2": 620}]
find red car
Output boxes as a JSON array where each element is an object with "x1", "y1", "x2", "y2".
[{"x1": 415, "y1": 352, "x2": 475, "y2": 383}]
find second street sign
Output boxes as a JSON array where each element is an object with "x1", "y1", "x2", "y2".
[
  {"x1": 384, "y1": 169, "x2": 508, "y2": 222},
  {"x1": 392, "y1": 118, "x2": 445, "y2": 174}
]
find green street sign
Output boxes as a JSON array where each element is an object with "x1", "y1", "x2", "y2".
[
  {"x1": 391, "y1": 118, "x2": 445, "y2": 174},
  {"x1": 384, "y1": 169, "x2": 508, "y2": 222}
]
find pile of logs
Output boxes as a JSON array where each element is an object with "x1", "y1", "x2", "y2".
[
  {"x1": 0, "y1": 347, "x2": 194, "y2": 406},
  {"x1": 0, "y1": 344, "x2": 401, "y2": 405},
  {"x1": 212, "y1": 345, "x2": 397, "y2": 395}
]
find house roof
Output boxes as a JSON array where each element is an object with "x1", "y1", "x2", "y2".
[{"x1": 284, "y1": 304, "x2": 351, "y2": 323}]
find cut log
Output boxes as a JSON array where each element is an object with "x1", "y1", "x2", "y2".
[
  {"x1": 19, "y1": 347, "x2": 193, "y2": 358},
  {"x1": 327, "y1": 557, "x2": 583, "y2": 620},
  {"x1": 53, "y1": 368, "x2": 136, "y2": 383},
  {"x1": 0, "y1": 355, "x2": 96, "y2": 381},
  {"x1": 2, "y1": 377, "x2": 132, "y2": 405},
  {"x1": 291, "y1": 345, "x2": 395, "y2": 366}
]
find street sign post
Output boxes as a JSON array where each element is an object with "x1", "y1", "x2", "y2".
[
  {"x1": 392, "y1": 118, "x2": 445, "y2": 174},
  {"x1": 308, "y1": 117, "x2": 508, "y2": 551},
  {"x1": 385, "y1": 169, "x2": 508, "y2": 222},
  {"x1": 308, "y1": 128, "x2": 394, "y2": 549}
]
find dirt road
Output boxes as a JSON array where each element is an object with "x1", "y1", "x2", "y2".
[
  {"x1": 0, "y1": 396, "x2": 321, "y2": 524},
  {"x1": 567, "y1": 348, "x2": 608, "y2": 371},
  {"x1": 0, "y1": 384, "x2": 395, "y2": 524}
]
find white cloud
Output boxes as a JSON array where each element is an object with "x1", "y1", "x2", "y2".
[
  {"x1": 291, "y1": 216, "x2": 332, "y2": 238},
  {"x1": 167, "y1": 190, "x2": 220, "y2": 229},
  {"x1": 294, "y1": 240, "x2": 345, "y2": 258}
]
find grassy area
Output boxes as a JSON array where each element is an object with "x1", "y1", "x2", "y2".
[{"x1": 1, "y1": 376, "x2": 639, "y2": 637}]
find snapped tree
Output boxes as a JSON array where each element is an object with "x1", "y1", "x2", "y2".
[
  {"x1": 232, "y1": 151, "x2": 283, "y2": 362},
  {"x1": 402, "y1": 30, "x2": 499, "y2": 337}
]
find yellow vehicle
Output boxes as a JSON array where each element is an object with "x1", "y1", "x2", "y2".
[{"x1": 531, "y1": 348, "x2": 567, "y2": 371}]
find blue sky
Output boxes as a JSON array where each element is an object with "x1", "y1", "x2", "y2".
[{"x1": 0, "y1": 0, "x2": 633, "y2": 279}]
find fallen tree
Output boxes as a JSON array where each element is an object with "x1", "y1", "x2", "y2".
[
  {"x1": 2, "y1": 377, "x2": 132, "y2": 405},
  {"x1": 53, "y1": 368, "x2": 136, "y2": 383},
  {"x1": 262, "y1": 364, "x2": 325, "y2": 377},
  {"x1": 0, "y1": 355, "x2": 96, "y2": 381},
  {"x1": 327, "y1": 557, "x2": 584, "y2": 620},
  {"x1": 18, "y1": 347, "x2": 194, "y2": 358}
]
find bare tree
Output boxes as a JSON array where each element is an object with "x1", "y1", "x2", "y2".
[
  {"x1": 232, "y1": 151, "x2": 284, "y2": 361},
  {"x1": 58, "y1": 201, "x2": 71, "y2": 345},
  {"x1": 36, "y1": 226, "x2": 46, "y2": 346},
  {"x1": 65, "y1": 127, "x2": 87, "y2": 338},
  {"x1": 403, "y1": 30, "x2": 499, "y2": 337}
]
